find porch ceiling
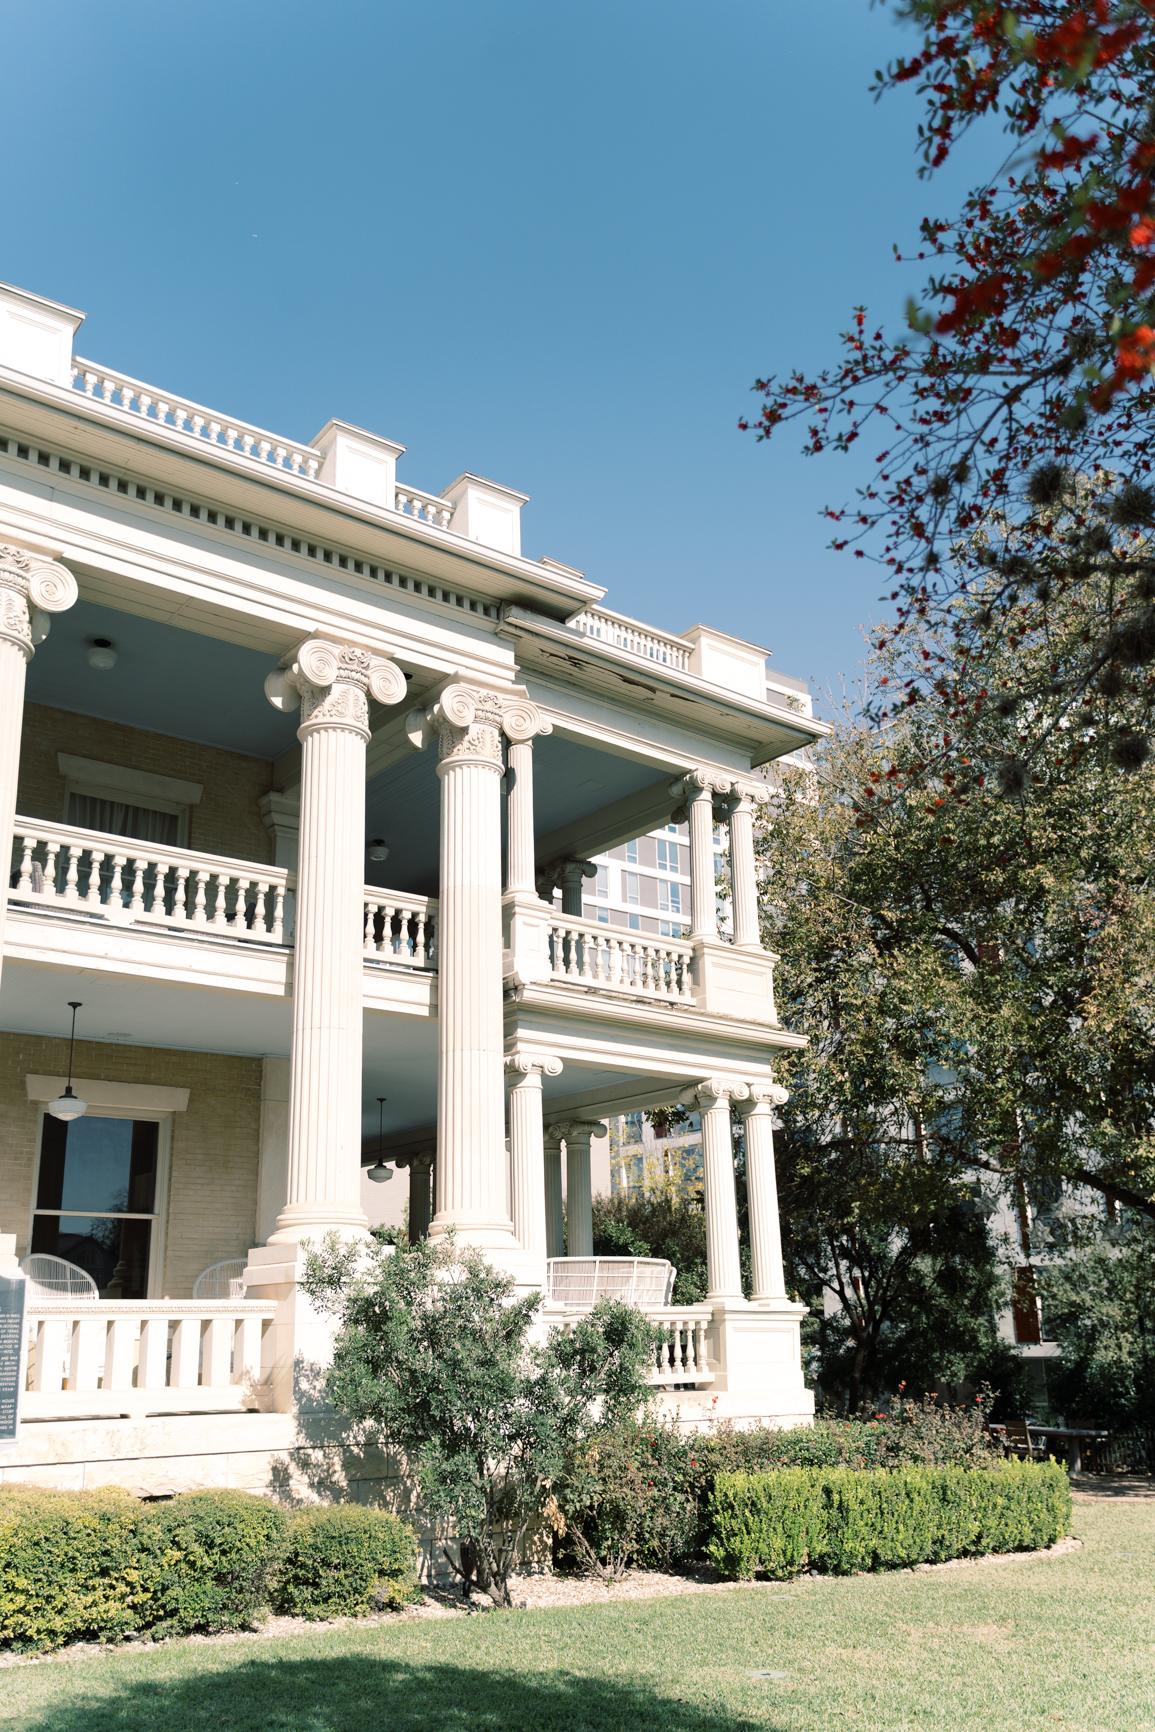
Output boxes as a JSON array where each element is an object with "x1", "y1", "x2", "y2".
[{"x1": 25, "y1": 598, "x2": 297, "y2": 760}]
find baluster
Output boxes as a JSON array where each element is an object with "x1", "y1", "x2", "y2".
[
  {"x1": 271, "y1": 881, "x2": 285, "y2": 944},
  {"x1": 108, "y1": 855, "x2": 125, "y2": 908},
  {"x1": 274, "y1": 445, "x2": 287, "y2": 468},
  {"x1": 43, "y1": 840, "x2": 60, "y2": 897},
  {"x1": 693, "y1": 1319, "x2": 707, "y2": 1378},
  {"x1": 257, "y1": 440, "x2": 272, "y2": 464},
  {"x1": 211, "y1": 873, "x2": 230, "y2": 926},
  {"x1": 225, "y1": 425, "x2": 239, "y2": 449},
  {"x1": 101, "y1": 377, "x2": 116, "y2": 403},
  {"x1": 16, "y1": 836, "x2": 34, "y2": 894},
  {"x1": 208, "y1": 420, "x2": 222, "y2": 445},
  {"x1": 565, "y1": 927, "x2": 580, "y2": 978},
  {"x1": 642, "y1": 945, "x2": 657, "y2": 992},
  {"x1": 674, "y1": 1320, "x2": 687, "y2": 1378},
  {"x1": 85, "y1": 849, "x2": 104, "y2": 904},
  {"x1": 129, "y1": 859, "x2": 146, "y2": 917},
  {"x1": 241, "y1": 434, "x2": 256, "y2": 459},
  {"x1": 289, "y1": 450, "x2": 304, "y2": 474},
  {"x1": 396, "y1": 491, "x2": 410, "y2": 515},
  {"x1": 83, "y1": 371, "x2": 98, "y2": 397},
  {"x1": 191, "y1": 414, "x2": 205, "y2": 440},
  {"x1": 192, "y1": 869, "x2": 209, "y2": 924},
  {"x1": 137, "y1": 393, "x2": 152, "y2": 419},
  {"x1": 119, "y1": 383, "x2": 135, "y2": 412},
  {"x1": 363, "y1": 901, "x2": 377, "y2": 957},
  {"x1": 62, "y1": 844, "x2": 82, "y2": 903},
  {"x1": 659, "y1": 1330, "x2": 672, "y2": 1383},
  {"x1": 413, "y1": 910, "x2": 427, "y2": 967},
  {"x1": 173, "y1": 406, "x2": 188, "y2": 431},
  {"x1": 305, "y1": 458, "x2": 319, "y2": 480},
  {"x1": 252, "y1": 878, "x2": 270, "y2": 936},
  {"x1": 679, "y1": 948, "x2": 694, "y2": 1000},
  {"x1": 172, "y1": 865, "x2": 190, "y2": 923},
  {"x1": 155, "y1": 399, "x2": 169, "y2": 426}
]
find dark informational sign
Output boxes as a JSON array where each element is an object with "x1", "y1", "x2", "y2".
[{"x1": 0, "y1": 1274, "x2": 27, "y2": 1447}]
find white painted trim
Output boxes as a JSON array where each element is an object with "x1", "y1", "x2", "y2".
[
  {"x1": 57, "y1": 754, "x2": 204, "y2": 807},
  {"x1": 26, "y1": 1075, "x2": 191, "y2": 1112}
]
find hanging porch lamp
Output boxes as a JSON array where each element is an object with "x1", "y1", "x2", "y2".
[
  {"x1": 367, "y1": 1095, "x2": 392, "y2": 1182},
  {"x1": 47, "y1": 1001, "x2": 88, "y2": 1121}
]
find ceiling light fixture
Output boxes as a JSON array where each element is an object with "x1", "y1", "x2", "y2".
[
  {"x1": 87, "y1": 638, "x2": 117, "y2": 670},
  {"x1": 47, "y1": 1002, "x2": 88, "y2": 1121},
  {"x1": 367, "y1": 1096, "x2": 392, "y2": 1183},
  {"x1": 367, "y1": 838, "x2": 389, "y2": 863}
]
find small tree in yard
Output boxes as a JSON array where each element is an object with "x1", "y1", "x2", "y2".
[{"x1": 300, "y1": 1233, "x2": 657, "y2": 1608}]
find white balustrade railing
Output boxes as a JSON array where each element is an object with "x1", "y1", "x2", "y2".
[
  {"x1": 394, "y1": 485, "x2": 454, "y2": 530},
  {"x1": 23, "y1": 1296, "x2": 275, "y2": 1417},
  {"x1": 363, "y1": 888, "x2": 438, "y2": 968},
  {"x1": 548, "y1": 914, "x2": 693, "y2": 1001},
  {"x1": 557, "y1": 1305, "x2": 713, "y2": 1389},
  {"x1": 70, "y1": 357, "x2": 322, "y2": 477},
  {"x1": 11, "y1": 817, "x2": 293, "y2": 944},
  {"x1": 568, "y1": 607, "x2": 692, "y2": 671}
]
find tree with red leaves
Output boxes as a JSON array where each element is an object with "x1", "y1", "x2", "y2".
[{"x1": 745, "y1": 1, "x2": 1155, "y2": 780}]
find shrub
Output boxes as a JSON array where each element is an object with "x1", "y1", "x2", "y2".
[
  {"x1": 707, "y1": 1461, "x2": 1071, "y2": 1580},
  {"x1": 0, "y1": 1485, "x2": 149, "y2": 1652},
  {"x1": 140, "y1": 1489, "x2": 288, "y2": 1636},
  {"x1": 273, "y1": 1505, "x2": 419, "y2": 1618},
  {"x1": 554, "y1": 1423, "x2": 699, "y2": 1578}
]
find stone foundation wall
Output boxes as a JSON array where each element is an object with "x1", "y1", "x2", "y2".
[{"x1": 0, "y1": 1031, "x2": 262, "y2": 1295}]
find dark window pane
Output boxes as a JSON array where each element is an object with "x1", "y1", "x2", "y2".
[
  {"x1": 31, "y1": 1214, "x2": 151, "y2": 1299},
  {"x1": 36, "y1": 1117, "x2": 158, "y2": 1215}
]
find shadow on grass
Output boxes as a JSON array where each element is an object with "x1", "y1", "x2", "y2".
[{"x1": 12, "y1": 1654, "x2": 782, "y2": 1732}]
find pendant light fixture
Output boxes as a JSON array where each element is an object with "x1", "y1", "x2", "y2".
[
  {"x1": 47, "y1": 1002, "x2": 88, "y2": 1121},
  {"x1": 366, "y1": 1096, "x2": 392, "y2": 1182}
]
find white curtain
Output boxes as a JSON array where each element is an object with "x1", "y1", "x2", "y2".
[{"x1": 68, "y1": 794, "x2": 179, "y2": 847}]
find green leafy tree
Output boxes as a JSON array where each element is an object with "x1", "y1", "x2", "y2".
[
  {"x1": 300, "y1": 1234, "x2": 657, "y2": 1607},
  {"x1": 1041, "y1": 1213, "x2": 1155, "y2": 1427}
]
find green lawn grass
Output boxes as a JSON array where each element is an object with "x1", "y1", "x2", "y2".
[{"x1": 1, "y1": 1499, "x2": 1151, "y2": 1732}]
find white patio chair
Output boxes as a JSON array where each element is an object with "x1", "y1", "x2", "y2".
[
  {"x1": 193, "y1": 1258, "x2": 248, "y2": 1300},
  {"x1": 19, "y1": 1254, "x2": 99, "y2": 1298}
]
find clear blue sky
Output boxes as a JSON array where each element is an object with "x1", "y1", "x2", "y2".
[{"x1": 1, "y1": 1, "x2": 996, "y2": 711}]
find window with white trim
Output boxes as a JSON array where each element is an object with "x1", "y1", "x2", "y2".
[{"x1": 31, "y1": 1108, "x2": 171, "y2": 1299}]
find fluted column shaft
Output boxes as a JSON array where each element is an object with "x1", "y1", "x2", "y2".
[
  {"x1": 543, "y1": 1134, "x2": 565, "y2": 1259},
  {"x1": 737, "y1": 1091, "x2": 787, "y2": 1299},
  {"x1": 505, "y1": 737, "x2": 536, "y2": 895},
  {"x1": 408, "y1": 1154, "x2": 434, "y2": 1242},
  {"x1": 549, "y1": 1119, "x2": 603, "y2": 1257},
  {"x1": 507, "y1": 1056, "x2": 560, "y2": 1260},
  {"x1": 692, "y1": 1081, "x2": 746, "y2": 1301},
  {"x1": 0, "y1": 545, "x2": 77, "y2": 998},
  {"x1": 686, "y1": 778, "x2": 718, "y2": 940},
  {"x1": 265, "y1": 639, "x2": 406, "y2": 1243},
  {"x1": 727, "y1": 788, "x2": 762, "y2": 950}
]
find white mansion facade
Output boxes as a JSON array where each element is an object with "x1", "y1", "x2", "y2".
[{"x1": 0, "y1": 279, "x2": 826, "y2": 1496}]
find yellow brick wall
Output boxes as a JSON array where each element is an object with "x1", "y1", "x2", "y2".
[
  {"x1": 17, "y1": 703, "x2": 275, "y2": 865},
  {"x1": 0, "y1": 1032, "x2": 262, "y2": 1298}
]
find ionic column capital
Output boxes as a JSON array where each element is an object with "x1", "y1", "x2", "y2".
[
  {"x1": 505, "y1": 1052, "x2": 564, "y2": 1080},
  {"x1": 668, "y1": 768, "x2": 734, "y2": 802},
  {"x1": 0, "y1": 542, "x2": 78, "y2": 661},
  {"x1": 535, "y1": 857, "x2": 596, "y2": 898},
  {"x1": 546, "y1": 1117, "x2": 606, "y2": 1143},
  {"x1": 683, "y1": 1078, "x2": 750, "y2": 1111},
  {"x1": 726, "y1": 778, "x2": 771, "y2": 813},
  {"x1": 734, "y1": 1082, "x2": 789, "y2": 1114},
  {"x1": 264, "y1": 636, "x2": 406, "y2": 744},
  {"x1": 407, "y1": 682, "x2": 551, "y2": 772}
]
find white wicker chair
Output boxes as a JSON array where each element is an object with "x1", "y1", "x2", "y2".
[
  {"x1": 193, "y1": 1259, "x2": 248, "y2": 1300},
  {"x1": 19, "y1": 1254, "x2": 99, "y2": 1298},
  {"x1": 546, "y1": 1256, "x2": 676, "y2": 1308}
]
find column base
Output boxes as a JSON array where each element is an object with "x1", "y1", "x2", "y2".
[
  {"x1": 427, "y1": 1214, "x2": 520, "y2": 1252},
  {"x1": 266, "y1": 1206, "x2": 370, "y2": 1245}
]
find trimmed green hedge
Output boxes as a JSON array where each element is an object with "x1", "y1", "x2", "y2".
[
  {"x1": 0, "y1": 1487, "x2": 420, "y2": 1652},
  {"x1": 273, "y1": 1503, "x2": 419, "y2": 1618},
  {"x1": 707, "y1": 1460, "x2": 1071, "y2": 1579}
]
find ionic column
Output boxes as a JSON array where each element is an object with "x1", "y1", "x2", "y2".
[
  {"x1": 506, "y1": 1053, "x2": 562, "y2": 1261},
  {"x1": 548, "y1": 1119, "x2": 606, "y2": 1257},
  {"x1": 670, "y1": 771, "x2": 729, "y2": 941},
  {"x1": 0, "y1": 544, "x2": 77, "y2": 995},
  {"x1": 557, "y1": 860, "x2": 596, "y2": 918},
  {"x1": 735, "y1": 1084, "x2": 789, "y2": 1300},
  {"x1": 263, "y1": 638, "x2": 406, "y2": 1243},
  {"x1": 726, "y1": 780, "x2": 769, "y2": 950},
  {"x1": 685, "y1": 1079, "x2": 747, "y2": 1301},
  {"x1": 408, "y1": 684, "x2": 547, "y2": 1245},
  {"x1": 543, "y1": 1126, "x2": 565, "y2": 1259},
  {"x1": 505, "y1": 737, "x2": 538, "y2": 895},
  {"x1": 408, "y1": 1151, "x2": 434, "y2": 1242}
]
